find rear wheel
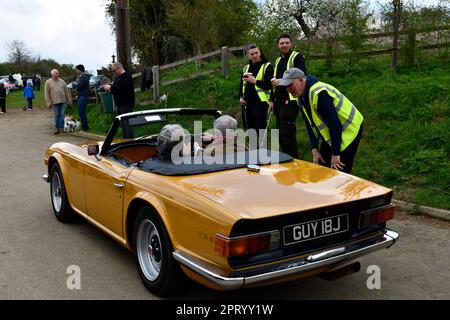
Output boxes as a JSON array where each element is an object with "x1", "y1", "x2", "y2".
[
  {"x1": 50, "y1": 163, "x2": 75, "y2": 222},
  {"x1": 133, "y1": 206, "x2": 184, "y2": 296}
]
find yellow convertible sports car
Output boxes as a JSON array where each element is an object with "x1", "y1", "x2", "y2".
[{"x1": 43, "y1": 108, "x2": 399, "y2": 296}]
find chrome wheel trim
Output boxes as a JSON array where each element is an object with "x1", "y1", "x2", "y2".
[
  {"x1": 137, "y1": 219, "x2": 162, "y2": 281},
  {"x1": 51, "y1": 171, "x2": 62, "y2": 212}
]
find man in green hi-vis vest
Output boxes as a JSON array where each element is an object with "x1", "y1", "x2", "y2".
[
  {"x1": 280, "y1": 68, "x2": 364, "y2": 174},
  {"x1": 239, "y1": 45, "x2": 274, "y2": 133},
  {"x1": 269, "y1": 33, "x2": 307, "y2": 159}
]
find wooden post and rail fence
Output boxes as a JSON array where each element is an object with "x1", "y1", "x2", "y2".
[
  {"x1": 132, "y1": 44, "x2": 248, "y2": 103},
  {"x1": 131, "y1": 25, "x2": 449, "y2": 104}
]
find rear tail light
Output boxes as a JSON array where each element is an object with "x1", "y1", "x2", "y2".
[
  {"x1": 215, "y1": 231, "x2": 280, "y2": 258},
  {"x1": 359, "y1": 204, "x2": 395, "y2": 228}
]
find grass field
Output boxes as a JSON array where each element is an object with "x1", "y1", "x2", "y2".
[{"x1": 4, "y1": 88, "x2": 46, "y2": 110}]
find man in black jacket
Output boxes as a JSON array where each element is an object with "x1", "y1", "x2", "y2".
[
  {"x1": 239, "y1": 45, "x2": 273, "y2": 136},
  {"x1": 104, "y1": 62, "x2": 135, "y2": 138},
  {"x1": 269, "y1": 33, "x2": 307, "y2": 158}
]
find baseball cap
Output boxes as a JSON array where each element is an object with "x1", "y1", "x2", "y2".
[{"x1": 279, "y1": 68, "x2": 305, "y2": 86}]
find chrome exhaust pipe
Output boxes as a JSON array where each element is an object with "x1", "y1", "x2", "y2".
[{"x1": 318, "y1": 261, "x2": 361, "y2": 281}]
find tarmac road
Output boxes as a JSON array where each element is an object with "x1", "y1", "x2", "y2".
[{"x1": 0, "y1": 109, "x2": 449, "y2": 300}]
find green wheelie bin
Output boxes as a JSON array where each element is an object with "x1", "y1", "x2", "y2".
[{"x1": 98, "y1": 90, "x2": 115, "y2": 113}]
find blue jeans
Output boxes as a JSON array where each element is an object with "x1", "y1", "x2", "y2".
[
  {"x1": 77, "y1": 95, "x2": 89, "y2": 130},
  {"x1": 53, "y1": 103, "x2": 66, "y2": 129}
]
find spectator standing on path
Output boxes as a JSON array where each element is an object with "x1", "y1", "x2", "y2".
[
  {"x1": 32, "y1": 74, "x2": 37, "y2": 90},
  {"x1": 269, "y1": 33, "x2": 307, "y2": 159},
  {"x1": 23, "y1": 81, "x2": 35, "y2": 111},
  {"x1": 280, "y1": 68, "x2": 364, "y2": 173},
  {"x1": 74, "y1": 64, "x2": 90, "y2": 131},
  {"x1": 44, "y1": 69, "x2": 72, "y2": 135},
  {"x1": 22, "y1": 73, "x2": 28, "y2": 89},
  {"x1": 239, "y1": 45, "x2": 273, "y2": 134},
  {"x1": 103, "y1": 62, "x2": 135, "y2": 138},
  {"x1": 35, "y1": 73, "x2": 41, "y2": 91},
  {"x1": 0, "y1": 83, "x2": 6, "y2": 114}
]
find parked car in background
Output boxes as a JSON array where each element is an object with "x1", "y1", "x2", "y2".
[
  {"x1": 0, "y1": 77, "x2": 19, "y2": 94},
  {"x1": 67, "y1": 81, "x2": 77, "y2": 90},
  {"x1": 89, "y1": 75, "x2": 104, "y2": 88}
]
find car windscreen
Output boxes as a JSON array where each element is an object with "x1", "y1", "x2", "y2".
[{"x1": 111, "y1": 112, "x2": 217, "y2": 142}]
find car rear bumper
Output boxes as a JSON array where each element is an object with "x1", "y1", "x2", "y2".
[{"x1": 173, "y1": 229, "x2": 399, "y2": 290}]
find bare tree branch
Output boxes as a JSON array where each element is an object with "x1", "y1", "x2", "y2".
[{"x1": 7, "y1": 40, "x2": 31, "y2": 65}]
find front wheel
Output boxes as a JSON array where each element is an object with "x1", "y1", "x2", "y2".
[
  {"x1": 133, "y1": 206, "x2": 184, "y2": 296},
  {"x1": 50, "y1": 163, "x2": 75, "y2": 222}
]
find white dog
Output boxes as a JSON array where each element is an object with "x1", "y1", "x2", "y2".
[{"x1": 64, "y1": 116, "x2": 81, "y2": 133}]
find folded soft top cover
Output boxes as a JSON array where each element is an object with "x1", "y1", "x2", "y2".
[{"x1": 138, "y1": 149, "x2": 293, "y2": 176}]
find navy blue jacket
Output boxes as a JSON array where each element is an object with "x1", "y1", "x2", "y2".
[
  {"x1": 75, "y1": 73, "x2": 91, "y2": 96},
  {"x1": 300, "y1": 76, "x2": 342, "y2": 156}
]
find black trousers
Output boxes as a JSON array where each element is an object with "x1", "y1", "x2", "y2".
[
  {"x1": 0, "y1": 98, "x2": 5, "y2": 113},
  {"x1": 117, "y1": 105, "x2": 134, "y2": 139},
  {"x1": 274, "y1": 100, "x2": 300, "y2": 158},
  {"x1": 318, "y1": 126, "x2": 363, "y2": 174},
  {"x1": 245, "y1": 102, "x2": 269, "y2": 132}
]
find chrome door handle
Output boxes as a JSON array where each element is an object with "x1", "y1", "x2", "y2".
[{"x1": 113, "y1": 182, "x2": 124, "y2": 188}]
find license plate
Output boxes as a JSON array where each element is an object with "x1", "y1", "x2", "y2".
[{"x1": 283, "y1": 214, "x2": 349, "y2": 245}]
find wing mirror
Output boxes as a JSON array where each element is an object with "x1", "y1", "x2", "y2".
[{"x1": 87, "y1": 144, "x2": 100, "y2": 156}]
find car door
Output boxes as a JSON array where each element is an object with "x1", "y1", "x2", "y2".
[{"x1": 84, "y1": 155, "x2": 133, "y2": 238}]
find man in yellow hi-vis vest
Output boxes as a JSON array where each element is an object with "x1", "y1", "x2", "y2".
[
  {"x1": 239, "y1": 45, "x2": 273, "y2": 132},
  {"x1": 279, "y1": 68, "x2": 363, "y2": 173},
  {"x1": 269, "y1": 34, "x2": 307, "y2": 158}
]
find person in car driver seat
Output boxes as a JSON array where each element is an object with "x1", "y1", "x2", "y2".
[{"x1": 156, "y1": 124, "x2": 191, "y2": 161}]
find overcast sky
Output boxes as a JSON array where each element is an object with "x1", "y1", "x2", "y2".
[{"x1": 0, "y1": 0, "x2": 115, "y2": 74}]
